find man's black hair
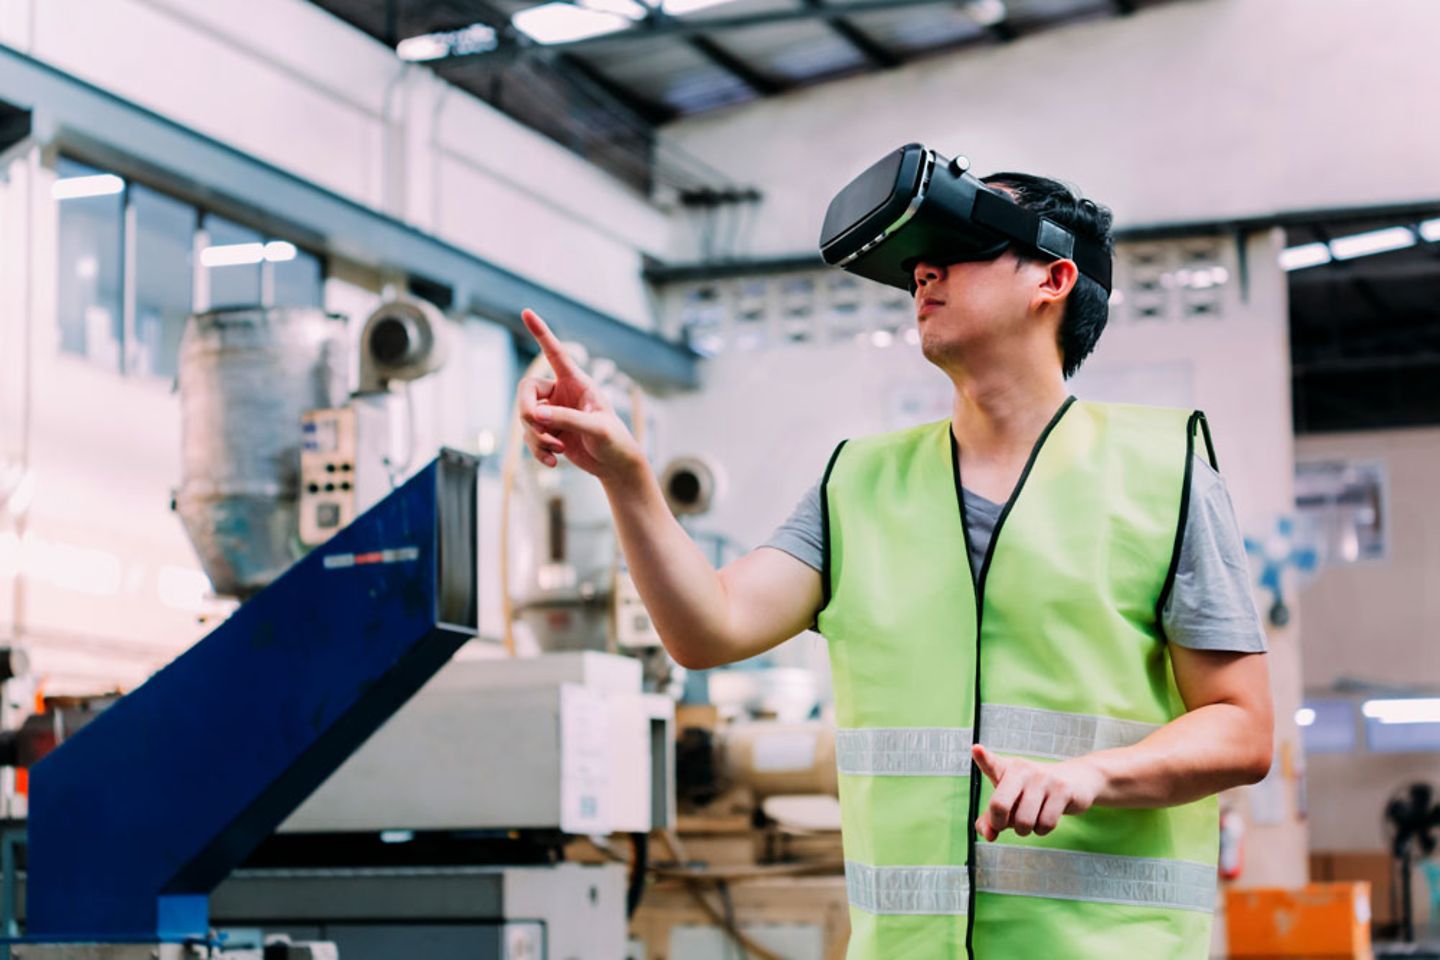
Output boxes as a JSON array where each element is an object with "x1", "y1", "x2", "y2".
[{"x1": 981, "y1": 172, "x2": 1115, "y2": 379}]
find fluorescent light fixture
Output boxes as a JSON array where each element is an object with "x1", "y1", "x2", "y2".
[
  {"x1": 200, "y1": 242, "x2": 266, "y2": 268},
  {"x1": 582, "y1": 0, "x2": 648, "y2": 16},
  {"x1": 1279, "y1": 242, "x2": 1332, "y2": 271},
  {"x1": 663, "y1": 0, "x2": 733, "y2": 14},
  {"x1": 1330, "y1": 226, "x2": 1415, "y2": 261},
  {"x1": 513, "y1": 3, "x2": 632, "y2": 44},
  {"x1": 379, "y1": 830, "x2": 415, "y2": 844},
  {"x1": 1361, "y1": 697, "x2": 1440, "y2": 725},
  {"x1": 396, "y1": 23, "x2": 498, "y2": 61},
  {"x1": 1420, "y1": 218, "x2": 1440, "y2": 242},
  {"x1": 1295, "y1": 707, "x2": 1316, "y2": 727},
  {"x1": 52, "y1": 173, "x2": 124, "y2": 200},
  {"x1": 871, "y1": 329, "x2": 894, "y2": 348},
  {"x1": 264, "y1": 240, "x2": 297, "y2": 262},
  {"x1": 904, "y1": 328, "x2": 921, "y2": 346}
]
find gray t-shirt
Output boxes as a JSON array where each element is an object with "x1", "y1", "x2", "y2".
[{"x1": 761, "y1": 454, "x2": 1267, "y2": 653}]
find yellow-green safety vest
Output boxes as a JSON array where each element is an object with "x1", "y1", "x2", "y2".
[{"x1": 817, "y1": 397, "x2": 1219, "y2": 959}]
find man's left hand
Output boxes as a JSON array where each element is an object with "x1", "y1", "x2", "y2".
[{"x1": 971, "y1": 744, "x2": 1105, "y2": 841}]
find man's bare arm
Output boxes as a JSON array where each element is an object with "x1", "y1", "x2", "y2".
[
  {"x1": 515, "y1": 308, "x2": 821, "y2": 670},
  {"x1": 1079, "y1": 646, "x2": 1274, "y2": 806},
  {"x1": 974, "y1": 647, "x2": 1274, "y2": 840},
  {"x1": 603, "y1": 471, "x2": 822, "y2": 668}
]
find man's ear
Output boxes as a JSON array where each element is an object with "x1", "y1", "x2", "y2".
[{"x1": 1036, "y1": 258, "x2": 1080, "y2": 308}]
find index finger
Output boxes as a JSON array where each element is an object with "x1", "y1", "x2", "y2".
[
  {"x1": 971, "y1": 744, "x2": 1004, "y2": 786},
  {"x1": 522, "y1": 309, "x2": 584, "y2": 379}
]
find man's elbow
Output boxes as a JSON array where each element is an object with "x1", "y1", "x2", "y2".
[
  {"x1": 1235, "y1": 715, "x2": 1275, "y2": 785},
  {"x1": 1237, "y1": 739, "x2": 1273, "y2": 785},
  {"x1": 669, "y1": 647, "x2": 717, "y2": 671},
  {"x1": 664, "y1": 635, "x2": 735, "y2": 672}
]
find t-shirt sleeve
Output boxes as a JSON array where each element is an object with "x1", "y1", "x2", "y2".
[
  {"x1": 759, "y1": 478, "x2": 825, "y2": 573},
  {"x1": 1161, "y1": 455, "x2": 1268, "y2": 653}
]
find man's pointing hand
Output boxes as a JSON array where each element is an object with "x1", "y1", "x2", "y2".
[
  {"x1": 971, "y1": 743, "x2": 1104, "y2": 841},
  {"x1": 516, "y1": 309, "x2": 644, "y2": 483}
]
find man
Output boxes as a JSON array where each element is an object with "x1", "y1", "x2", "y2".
[{"x1": 515, "y1": 168, "x2": 1272, "y2": 959}]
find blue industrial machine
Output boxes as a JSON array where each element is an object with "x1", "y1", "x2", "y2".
[{"x1": 20, "y1": 450, "x2": 477, "y2": 949}]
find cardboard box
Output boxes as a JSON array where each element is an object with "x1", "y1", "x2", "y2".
[{"x1": 1226, "y1": 882, "x2": 1373, "y2": 959}]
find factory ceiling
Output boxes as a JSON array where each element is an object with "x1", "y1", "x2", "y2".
[
  {"x1": 306, "y1": 0, "x2": 1175, "y2": 195},
  {"x1": 1287, "y1": 210, "x2": 1440, "y2": 433}
]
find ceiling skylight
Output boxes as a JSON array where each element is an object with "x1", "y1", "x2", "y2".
[{"x1": 513, "y1": 2, "x2": 639, "y2": 44}]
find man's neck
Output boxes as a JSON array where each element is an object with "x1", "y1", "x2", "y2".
[{"x1": 948, "y1": 358, "x2": 1069, "y2": 465}]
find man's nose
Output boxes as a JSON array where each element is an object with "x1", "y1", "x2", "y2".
[{"x1": 912, "y1": 261, "x2": 943, "y2": 291}]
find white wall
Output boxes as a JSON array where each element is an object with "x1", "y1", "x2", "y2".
[
  {"x1": 1296, "y1": 428, "x2": 1440, "y2": 853},
  {"x1": 663, "y1": 0, "x2": 1440, "y2": 260}
]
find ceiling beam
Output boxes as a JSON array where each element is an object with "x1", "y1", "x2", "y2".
[
  {"x1": 551, "y1": 52, "x2": 676, "y2": 126},
  {"x1": 983, "y1": 20, "x2": 1018, "y2": 42},
  {"x1": 686, "y1": 34, "x2": 783, "y2": 95},
  {"x1": 800, "y1": 0, "x2": 902, "y2": 69}
]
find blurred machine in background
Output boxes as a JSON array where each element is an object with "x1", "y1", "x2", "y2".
[
  {"x1": 0, "y1": 296, "x2": 848, "y2": 959},
  {"x1": 2, "y1": 299, "x2": 674, "y2": 960},
  {"x1": 500, "y1": 342, "x2": 685, "y2": 702}
]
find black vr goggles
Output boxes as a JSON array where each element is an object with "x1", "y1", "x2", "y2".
[{"x1": 818, "y1": 144, "x2": 1113, "y2": 294}]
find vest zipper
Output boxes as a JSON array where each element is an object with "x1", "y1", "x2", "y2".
[{"x1": 951, "y1": 395, "x2": 1076, "y2": 960}]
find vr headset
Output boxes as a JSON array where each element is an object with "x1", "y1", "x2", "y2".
[{"x1": 818, "y1": 144, "x2": 1112, "y2": 294}]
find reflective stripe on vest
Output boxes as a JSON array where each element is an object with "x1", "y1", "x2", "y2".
[
  {"x1": 835, "y1": 707, "x2": 1160, "y2": 776},
  {"x1": 846, "y1": 847, "x2": 1216, "y2": 917},
  {"x1": 846, "y1": 861, "x2": 972, "y2": 916},
  {"x1": 978, "y1": 845, "x2": 1215, "y2": 914},
  {"x1": 980, "y1": 704, "x2": 1161, "y2": 760},
  {"x1": 836, "y1": 727, "x2": 974, "y2": 776}
]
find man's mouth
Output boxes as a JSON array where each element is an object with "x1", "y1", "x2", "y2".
[{"x1": 918, "y1": 297, "x2": 945, "y2": 316}]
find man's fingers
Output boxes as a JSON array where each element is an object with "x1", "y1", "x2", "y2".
[
  {"x1": 538, "y1": 404, "x2": 607, "y2": 438},
  {"x1": 975, "y1": 812, "x2": 997, "y2": 843},
  {"x1": 1012, "y1": 785, "x2": 1045, "y2": 837},
  {"x1": 524, "y1": 431, "x2": 563, "y2": 465},
  {"x1": 517, "y1": 376, "x2": 556, "y2": 422},
  {"x1": 522, "y1": 309, "x2": 585, "y2": 381},
  {"x1": 971, "y1": 744, "x2": 1005, "y2": 786},
  {"x1": 986, "y1": 772, "x2": 1025, "y2": 836},
  {"x1": 1034, "y1": 791, "x2": 1066, "y2": 836}
]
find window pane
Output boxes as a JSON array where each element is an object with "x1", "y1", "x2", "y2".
[
  {"x1": 202, "y1": 215, "x2": 262, "y2": 309},
  {"x1": 272, "y1": 246, "x2": 323, "y2": 308},
  {"x1": 1295, "y1": 460, "x2": 1387, "y2": 563},
  {"x1": 55, "y1": 158, "x2": 123, "y2": 371},
  {"x1": 131, "y1": 184, "x2": 194, "y2": 379}
]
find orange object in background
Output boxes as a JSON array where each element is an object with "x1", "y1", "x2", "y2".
[{"x1": 1226, "y1": 882, "x2": 1373, "y2": 959}]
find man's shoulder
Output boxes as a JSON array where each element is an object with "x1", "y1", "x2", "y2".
[
  {"x1": 1075, "y1": 398, "x2": 1196, "y2": 430},
  {"x1": 839, "y1": 417, "x2": 950, "y2": 454}
]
